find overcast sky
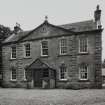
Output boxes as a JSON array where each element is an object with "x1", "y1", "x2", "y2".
[{"x1": 0, "y1": 0, "x2": 105, "y2": 60}]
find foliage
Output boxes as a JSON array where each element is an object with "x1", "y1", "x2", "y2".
[{"x1": 0, "y1": 25, "x2": 12, "y2": 41}]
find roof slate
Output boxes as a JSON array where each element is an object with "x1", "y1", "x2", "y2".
[
  {"x1": 3, "y1": 31, "x2": 30, "y2": 44},
  {"x1": 26, "y1": 58, "x2": 55, "y2": 70},
  {"x1": 59, "y1": 20, "x2": 96, "y2": 32},
  {"x1": 3, "y1": 19, "x2": 97, "y2": 44},
  {"x1": 21, "y1": 21, "x2": 74, "y2": 42}
]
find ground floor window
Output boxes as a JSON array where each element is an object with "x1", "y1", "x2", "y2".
[
  {"x1": 79, "y1": 63, "x2": 88, "y2": 80},
  {"x1": 24, "y1": 69, "x2": 27, "y2": 80},
  {"x1": 59, "y1": 64, "x2": 67, "y2": 80},
  {"x1": 43, "y1": 69, "x2": 49, "y2": 77},
  {"x1": 11, "y1": 67, "x2": 17, "y2": 81}
]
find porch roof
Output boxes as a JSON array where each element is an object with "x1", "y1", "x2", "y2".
[{"x1": 26, "y1": 58, "x2": 55, "y2": 70}]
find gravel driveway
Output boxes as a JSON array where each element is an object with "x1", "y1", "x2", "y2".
[{"x1": 0, "y1": 88, "x2": 105, "y2": 105}]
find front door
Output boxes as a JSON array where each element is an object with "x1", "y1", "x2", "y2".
[{"x1": 33, "y1": 69, "x2": 42, "y2": 88}]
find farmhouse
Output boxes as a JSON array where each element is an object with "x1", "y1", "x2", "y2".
[{"x1": 1, "y1": 5, "x2": 103, "y2": 89}]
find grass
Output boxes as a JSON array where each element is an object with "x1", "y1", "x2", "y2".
[{"x1": 0, "y1": 88, "x2": 105, "y2": 105}]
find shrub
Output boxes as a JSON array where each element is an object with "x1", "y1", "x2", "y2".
[{"x1": 2, "y1": 81, "x2": 15, "y2": 88}]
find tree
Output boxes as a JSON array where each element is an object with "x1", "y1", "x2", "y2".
[
  {"x1": 0, "y1": 25, "x2": 12, "y2": 83},
  {"x1": 0, "y1": 25, "x2": 12, "y2": 41}
]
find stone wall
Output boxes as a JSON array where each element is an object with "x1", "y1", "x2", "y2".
[
  {"x1": 1, "y1": 30, "x2": 102, "y2": 89},
  {"x1": 94, "y1": 31, "x2": 102, "y2": 88}
]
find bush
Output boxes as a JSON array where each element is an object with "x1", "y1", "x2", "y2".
[{"x1": 2, "y1": 81, "x2": 15, "y2": 88}]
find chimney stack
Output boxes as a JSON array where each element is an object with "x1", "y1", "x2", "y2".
[
  {"x1": 14, "y1": 23, "x2": 22, "y2": 34},
  {"x1": 94, "y1": 5, "x2": 102, "y2": 29}
]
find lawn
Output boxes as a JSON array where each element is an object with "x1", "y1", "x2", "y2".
[{"x1": 0, "y1": 88, "x2": 105, "y2": 105}]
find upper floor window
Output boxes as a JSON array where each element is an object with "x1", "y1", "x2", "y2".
[
  {"x1": 11, "y1": 67, "x2": 17, "y2": 81},
  {"x1": 41, "y1": 41, "x2": 48, "y2": 56},
  {"x1": 11, "y1": 46, "x2": 16, "y2": 59},
  {"x1": 79, "y1": 38, "x2": 88, "y2": 53},
  {"x1": 59, "y1": 64, "x2": 67, "y2": 80},
  {"x1": 60, "y1": 39, "x2": 67, "y2": 55},
  {"x1": 24, "y1": 43, "x2": 30, "y2": 57},
  {"x1": 79, "y1": 63, "x2": 88, "y2": 80}
]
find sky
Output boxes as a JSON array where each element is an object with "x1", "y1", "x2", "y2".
[{"x1": 0, "y1": 0, "x2": 105, "y2": 60}]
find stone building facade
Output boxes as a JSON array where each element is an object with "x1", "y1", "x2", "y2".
[{"x1": 1, "y1": 5, "x2": 103, "y2": 89}]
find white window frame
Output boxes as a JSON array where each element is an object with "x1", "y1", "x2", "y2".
[
  {"x1": 24, "y1": 43, "x2": 31, "y2": 58},
  {"x1": 24, "y1": 69, "x2": 27, "y2": 81},
  {"x1": 11, "y1": 68, "x2": 17, "y2": 81},
  {"x1": 59, "y1": 64, "x2": 67, "y2": 80},
  {"x1": 41, "y1": 40, "x2": 48, "y2": 56},
  {"x1": 79, "y1": 64, "x2": 88, "y2": 80},
  {"x1": 79, "y1": 37, "x2": 88, "y2": 53},
  {"x1": 60, "y1": 38, "x2": 67, "y2": 55},
  {"x1": 11, "y1": 46, "x2": 16, "y2": 59}
]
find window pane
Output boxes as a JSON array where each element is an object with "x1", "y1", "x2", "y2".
[
  {"x1": 79, "y1": 64, "x2": 88, "y2": 80},
  {"x1": 79, "y1": 38, "x2": 88, "y2": 53},
  {"x1": 12, "y1": 68, "x2": 17, "y2": 80},
  {"x1": 11, "y1": 46, "x2": 16, "y2": 58},
  {"x1": 61, "y1": 47, "x2": 67, "y2": 54},
  {"x1": 60, "y1": 39, "x2": 67, "y2": 55},
  {"x1": 42, "y1": 49, "x2": 48, "y2": 55},
  {"x1": 25, "y1": 44, "x2": 30, "y2": 57},
  {"x1": 41, "y1": 41, "x2": 48, "y2": 56},
  {"x1": 60, "y1": 65, "x2": 67, "y2": 79},
  {"x1": 42, "y1": 41, "x2": 48, "y2": 48},
  {"x1": 43, "y1": 69, "x2": 49, "y2": 77}
]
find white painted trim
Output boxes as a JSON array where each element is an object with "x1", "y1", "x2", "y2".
[
  {"x1": 78, "y1": 37, "x2": 88, "y2": 53},
  {"x1": 41, "y1": 40, "x2": 48, "y2": 56},
  {"x1": 10, "y1": 46, "x2": 16, "y2": 59},
  {"x1": 23, "y1": 43, "x2": 31, "y2": 58},
  {"x1": 59, "y1": 38, "x2": 67, "y2": 55},
  {"x1": 59, "y1": 66, "x2": 68, "y2": 81},
  {"x1": 23, "y1": 69, "x2": 27, "y2": 81},
  {"x1": 10, "y1": 69, "x2": 17, "y2": 81},
  {"x1": 79, "y1": 64, "x2": 88, "y2": 80}
]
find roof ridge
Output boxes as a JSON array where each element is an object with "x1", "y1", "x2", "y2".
[{"x1": 59, "y1": 19, "x2": 94, "y2": 26}]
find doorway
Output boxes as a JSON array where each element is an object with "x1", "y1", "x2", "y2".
[{"x1": 33, "y1": 69, "x2": 42, "y2": 88}]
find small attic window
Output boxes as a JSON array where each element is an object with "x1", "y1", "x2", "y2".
[{"x1": 41, "y1": 27, "x2": 47, "y2": 33}]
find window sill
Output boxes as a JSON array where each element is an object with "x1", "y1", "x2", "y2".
[
  {"x1": 10, "y1": 58, "x2": 16, "y2": 61},
  {"x1": 57, "y1": 54, "x2": 70, "y2": 57},
  {"x1": 10, "y1": 79, "x2": 17, "y2": 82},
  {"x1": 23, "y1": 79, "x2": 27, "y2": 81},
  {"x1": 59, "y1": 79, "x2": 68, "y2": 81},
  {"x1": 78, "y1": 79, "x2": 89, "y2": 82},
  {"x1": 40, "y1": 55, "x2": 49, "y2": 58},
  {"x1": 78, "y1": 52, "x2": 89, "y2": 55},
  {"x1": 23, "y1": 56, "x2": 31, "y2": 59}
]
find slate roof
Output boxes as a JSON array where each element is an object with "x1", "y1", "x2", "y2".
[
  {"x1": 26, "y1": 58, "x2": 55, "y2": 70},
  {"x1": 3, "y1": 19, "x2": 97, "y2": 44},
  {"x1": 59, "y1": 20, "x2": 96, "y2": 32},
  {"x1": 21, "y1": 21, "x2": 74, "y2": 42},
  {"x1": 3, "y1": 30, "x2": 30, "y2": 43}
]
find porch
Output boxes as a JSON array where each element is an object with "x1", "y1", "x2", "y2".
[{"x1": 26, "y1": 58, "x2": 56, "y2": 89}]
